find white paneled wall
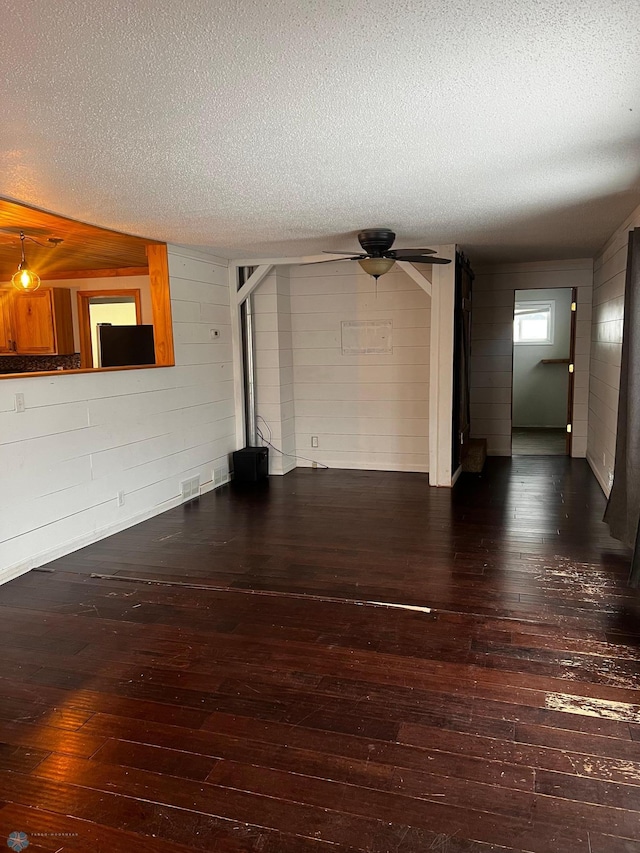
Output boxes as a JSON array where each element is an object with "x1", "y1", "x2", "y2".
[
  {"x1": 0, "y1": 246, "x2": 236, "y2": 583},
  {"x1": 470, "y1": 260, "x2": 593, "y2": 456},
  {"x1": 287, "y1": 261, "x2": 430, "y2": 472},
  {"x1": 254, "y1": 268, "x2": 296, "y2": 474},
  {"x1": 587, "y1": 204, "x2": 640, "y2": 495}
]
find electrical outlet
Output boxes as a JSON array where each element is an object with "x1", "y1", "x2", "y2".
[
  {"x1": 311, "y1": 436, "x2": 319, "y2": 448},
  {"x1": 14, "y1": 393, "x2": 25, "y2": 413},
  {"x1": 117, "y1": 490, "x2": 125, "y2": 507},
  {"x1": 209, "y1": 328, "x2": 220, "y2": 340}
]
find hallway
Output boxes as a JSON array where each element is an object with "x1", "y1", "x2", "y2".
[{"x1": 0, "y1": 459, "x2": 637, "y2": 852}]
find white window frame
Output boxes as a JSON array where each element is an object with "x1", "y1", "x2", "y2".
[{"x1": 514, "y1": 300, "x2": 555, "y2": 345}]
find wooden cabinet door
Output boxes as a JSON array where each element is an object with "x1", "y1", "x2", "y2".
[
  {"x1": 12, "y1": 290, "x2": 56, "y2": 354},
  {"x1": 0, "y1": 291, "x2": 14, "y2": 353}
]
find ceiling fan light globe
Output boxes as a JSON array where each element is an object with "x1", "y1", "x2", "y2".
[
  {"x1": 11, "y1": 267, "x2": 41, "y2": 292},
  {"x1": 358, "y1": 257, "x2": 394, "y2": 278}
]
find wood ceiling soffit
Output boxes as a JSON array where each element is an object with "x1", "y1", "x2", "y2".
[{"x1": 0, "y1": 198, "x2": 160, "y2": 278}]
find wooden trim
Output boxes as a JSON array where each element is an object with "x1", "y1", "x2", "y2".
[
  {"x1": 566, "y1": 287, "x2": 577, "y2": 456},
  {"x1": 235, "y1": 264, "x2": 273, "y2": 305},
  {"x1": 0, "y1": 363, "x2": 171, "y2": 381},
  {"x1": 77, "y1": 289, "x2": 142, "y2": 369},
  {"x1": 396, "y1": 261, "x2": 432, "y2": 296},
  {"x1": 78, "y1": 292, "x2": 92, "y2": 369},
  {"x1": 146, "y1": 244, "x2": 174, "y2": 367},
  {"x1": 41, "y1": 267, "x2": 149, "y2": 281}
]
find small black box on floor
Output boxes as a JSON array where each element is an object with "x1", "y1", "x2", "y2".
[{"x1": 233, "y1": 446, "x2": 269, "y2": 482}]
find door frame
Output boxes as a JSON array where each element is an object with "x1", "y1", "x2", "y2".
[
  {"x1": 77, "y1": 289, "x2": 142, "y2": 368},
  {"x1": 510, "y1": 286, "x2": 577, "y2": 456},
  {"x1": 566, "y1": 286, "x2": 577, "y2": 455}
]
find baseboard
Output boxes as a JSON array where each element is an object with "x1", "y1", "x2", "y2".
[
  {"x1": 587, "y1": 452, "x2": 611, "y2": 497},
  {"x1": 269, "y1": 458, "x2": 297, "y2": 476},
  {"x1": 0, "y1": 478, "x2": 230, "y2": 588},
  {"x1": 295, "y1": 459, "x2": 429, "y2": 474},
  {"x1": 451, "y1": 465, "x2": 463, "y2": 486}
]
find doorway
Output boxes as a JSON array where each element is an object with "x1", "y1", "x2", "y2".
[
  {"x1": 78, "y1": 290, "x2": 141, "y2": 368},
  {"x1": 511, "y1": 287, "x2": 575, "y2": 456}
]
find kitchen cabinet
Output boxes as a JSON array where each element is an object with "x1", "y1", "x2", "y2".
[{"x1": 0, "y1": 287, "x2": 74, "y2": 355}]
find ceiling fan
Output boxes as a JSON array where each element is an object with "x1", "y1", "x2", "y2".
[{"x1": 318, "y1": 228, "x2": 451, "y2": 279}]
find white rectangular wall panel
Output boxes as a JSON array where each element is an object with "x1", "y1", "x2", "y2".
[
  {"x1": 341, "y1": 320, "x2": 393, "y2": 355},
  {"x1": 587, "y1": 203, "x2": 640, "y2": 495},
  {"x1": 288, "y1": 262, "x2": 430, "y2": 473}
]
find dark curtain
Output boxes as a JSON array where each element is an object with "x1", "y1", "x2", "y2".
[{"x1": 604, "y1": 227, "x2": 640, "y2": 585}]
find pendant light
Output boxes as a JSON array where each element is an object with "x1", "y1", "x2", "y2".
[{"x1": 11, "y1": 231, "x2": 41, "y2": 292}]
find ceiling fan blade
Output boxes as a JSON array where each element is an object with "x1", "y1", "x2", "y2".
[
  {"x1": 322, "y1": 250, "x2": 367, "y2": 256},
  {"x1": 303, "y1": 256, "x2": 365, "y2": 265},
  {"x1": 394, "y1": 255, "x2": 451, "y2": 264},
  {"x1": 388, "y1": 248, "x2": 437, "y2": 256}
]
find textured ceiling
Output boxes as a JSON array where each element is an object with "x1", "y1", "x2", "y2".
[{"x1": 1, "y1": 0, "x2": 639, "y2": 263}]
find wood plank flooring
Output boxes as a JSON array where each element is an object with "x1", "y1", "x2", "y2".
[
  {"x1": 1, "y1": 458, "x2": 639, "y2": 852},
  {"x1": 512, "y1": 429, "x2": 567, "y2": 456}
]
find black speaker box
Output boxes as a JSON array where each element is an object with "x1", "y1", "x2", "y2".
[{"x1": 233, "y1": 447, "x2": 269, "y2": 483}]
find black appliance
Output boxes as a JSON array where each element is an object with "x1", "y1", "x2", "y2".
[
  {"x1": 98, "y1": 324, "x2": 155, "y2": 367},
  {"x1": 233, "y1": 447, "x2": 269, "y2": 482}
]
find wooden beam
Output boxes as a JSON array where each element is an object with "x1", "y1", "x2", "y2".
[
  {"x1": 235, "y1": 264, "x2": 273, "y2": 305},
  {"x1": 41, "y1": 267, "x2": 149, "y2": 281},
  {"x1": 146, "y1": 244, "x2": 174, "y2": 367},
  {"x1": 396, "y1": 261, "x2": 432, "y2": 296}
]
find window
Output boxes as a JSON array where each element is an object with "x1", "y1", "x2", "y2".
[{"x1": 514, "y1": 301, "x2": 555, "y2": 345}]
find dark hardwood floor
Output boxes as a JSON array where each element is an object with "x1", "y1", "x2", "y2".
[
  {"x1": 512, "y1": 428, "x2": 567, "y2": 456},
  {"x1": 1, "y1": 458, "x2": 639, "y2": 852}
]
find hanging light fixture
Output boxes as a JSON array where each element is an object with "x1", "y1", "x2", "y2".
[
  {"x1": 11, "y1": 231, "x2": 41, "y2": 292},
  {"x1": 358, "y1": 257, "x2": 395, "y2": 280}
]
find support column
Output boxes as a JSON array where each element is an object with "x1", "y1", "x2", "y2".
[
  {"x1": 252, "y1": 267, "x2": 296, "y2": 474},
  {"x1": 429, "y1": 245, "x2": 457, "y2": 487}
]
